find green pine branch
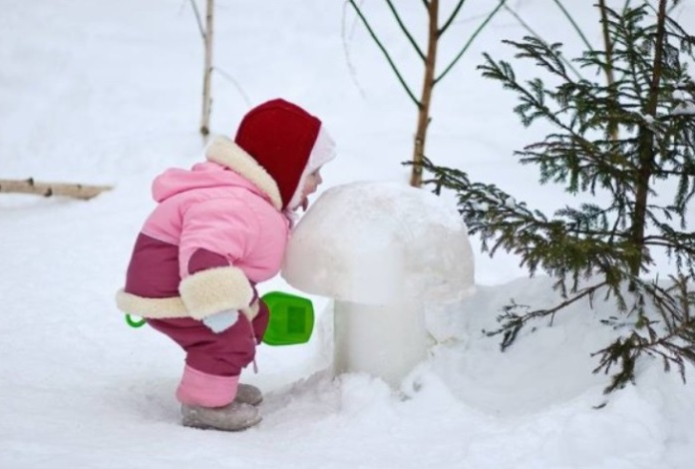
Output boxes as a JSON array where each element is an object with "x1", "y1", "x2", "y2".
[{"x1": 420, "y1": 1, "x2": 695, "y2": 394}]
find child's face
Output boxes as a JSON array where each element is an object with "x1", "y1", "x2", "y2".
[{"x1": 299, "y1": 168, "x2": 323, "y2": 211}]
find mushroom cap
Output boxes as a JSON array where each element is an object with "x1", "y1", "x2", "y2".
[{"x1": 281, "y1": 181, "x2": 475, "y2": 304}]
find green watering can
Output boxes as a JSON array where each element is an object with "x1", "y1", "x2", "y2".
[{"x1": 125, "y1": 291, "x2": 314, "y2": 346}]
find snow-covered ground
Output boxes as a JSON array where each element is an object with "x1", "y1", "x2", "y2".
[{"x1": 1, "y1": 1, "x2": 694, "y2": 468}]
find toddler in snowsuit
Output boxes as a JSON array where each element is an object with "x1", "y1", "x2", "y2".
[{"x1": 116, "y1": 98, "x2": 336, "y2": 431}]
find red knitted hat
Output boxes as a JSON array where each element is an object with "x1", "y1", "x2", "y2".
[{"x1": 235, "y1": 99, "x2": 322, "y2": 210}]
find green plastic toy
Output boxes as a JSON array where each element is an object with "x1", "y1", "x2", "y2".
[
  {"x1": 125, "y1": 291, "x2": 314, "y2": 346},
  {"x1": 261, "y1": 291, "x2": 314, "y2": 346},
  {"x1": 125, "y1": 314, "x2": 146, "y2": 328}
]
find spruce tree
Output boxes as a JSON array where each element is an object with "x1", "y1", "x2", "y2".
[{"x1": 420, "y1": 1, "x2": 695, "y2": 393}]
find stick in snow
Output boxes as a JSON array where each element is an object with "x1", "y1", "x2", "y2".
[{"x1": 0, "y1": 178, "x2": 112, "y2": 200}]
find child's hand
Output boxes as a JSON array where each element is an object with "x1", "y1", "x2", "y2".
[{"x1": 202, "y1": 310, "x2": 240, "y2": 333}]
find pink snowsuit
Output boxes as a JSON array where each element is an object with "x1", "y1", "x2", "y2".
[{"x1": 116, "y1": 99, "x2": 335, "y2": 407}]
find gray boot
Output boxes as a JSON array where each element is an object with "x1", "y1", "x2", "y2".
[
  {"x1": 181, "y1": 401, "x2": 261, "y2": 432},
  {"x1": 235, "y1": 383, "x2": 263, "y2": 406}
]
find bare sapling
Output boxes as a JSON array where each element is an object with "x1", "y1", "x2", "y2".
[
  {"x1": 190, "y1": 0, "x2": 215, "y2": 136},
  {"x1": 200, "y1": 0, "x2": 214, "y2": 136},
  {"x1": 348, "y1": 0, "x2": 507, "y2": 187}
]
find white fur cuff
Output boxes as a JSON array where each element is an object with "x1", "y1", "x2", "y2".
[
  {"x1": 179, "y1": 266, "x2": 255, "y2": 319},
  {"x1": 115, "y1": 289, "x2": 190, "y2": 319}
]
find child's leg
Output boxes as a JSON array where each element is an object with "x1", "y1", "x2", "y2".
[{"x1": 148, "y1": 315, "x2": 256, "y2": 407}]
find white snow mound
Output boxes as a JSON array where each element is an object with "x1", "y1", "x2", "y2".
[{"x1": 282, "y1": 181, "x2": 476, "y2": 304}]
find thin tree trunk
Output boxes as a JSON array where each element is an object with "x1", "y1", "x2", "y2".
[
  {"x1": 410, "y1": 0, "x2": 439, "y2": 188},
  {"x1": 632, "y1": 0, "x2": 667, "y2": 277},
  {"x1": 0, "y1": 178, "x2": 111, "y2": 200},
  {"x1": 598, "y1": 0, "x2": 619, "y2": 142},
  {"x1": 200, "y1": 0, "x2": 214, "y2": 136}
]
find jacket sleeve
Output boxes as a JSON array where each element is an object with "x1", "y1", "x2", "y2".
[{"x1": 177, "y1": 198, "x2": 260, "y2": 320}]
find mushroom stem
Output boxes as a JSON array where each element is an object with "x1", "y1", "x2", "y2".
[{"x1": 333, "y1": 300, "x2": 428, "y2": 388}]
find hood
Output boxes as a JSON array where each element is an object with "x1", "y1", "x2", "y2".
[{"x1": 234, "y1": 99, "x2": 322, "y2": 210}]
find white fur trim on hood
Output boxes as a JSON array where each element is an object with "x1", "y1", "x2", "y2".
[
  {"x1": 205, "y1": 136, "x2": 284, "y2": 211},
  {"x1": 287, "y1": 125, "x2": 337, "y2": 211}
]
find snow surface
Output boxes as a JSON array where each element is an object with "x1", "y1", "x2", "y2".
[{"x1": 2, "y1": 1, "x2": 695, "y2": 468}]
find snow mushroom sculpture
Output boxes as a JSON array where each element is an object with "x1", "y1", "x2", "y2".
[{"x1": 281, "y1": 181, "x2": 475, "y2": 387}]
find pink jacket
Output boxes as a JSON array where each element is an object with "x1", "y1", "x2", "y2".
[{"x1": 116, "y1": 137, "x2": 291, "y2": 323}]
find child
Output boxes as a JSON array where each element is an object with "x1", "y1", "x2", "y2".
[{"x1": 116, "y1": 98, "x2": 336, "y2": 431}]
